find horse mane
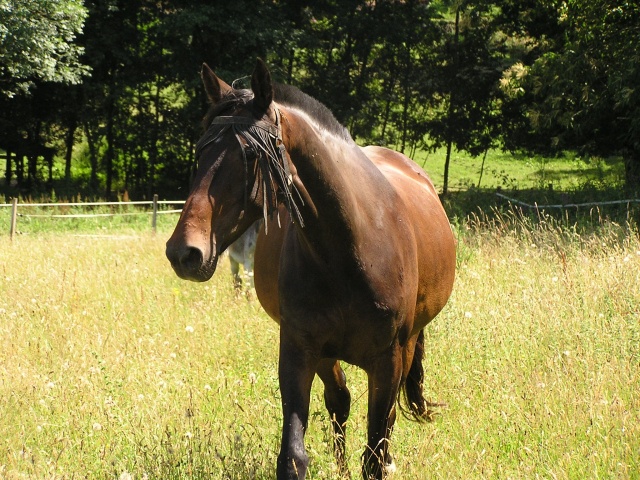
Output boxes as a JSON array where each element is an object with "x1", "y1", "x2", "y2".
[
  {"x1": 202, "y1": 82, "x2": 353, "y2": 145},
  {"x1": 273, "y1": 84, "x2": 354, "y2": 144}
]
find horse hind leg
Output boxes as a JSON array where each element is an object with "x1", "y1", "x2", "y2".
[
  {"x1": 229, "y1": 257, "x2": 242, "y2": 292},
  {"x1": 401, "y1": 329, "x2": 446, "y2": 422},
  {"x1": 316, "y1": 359, "x2": 351, "y2": 477},
  {"x1": 363, "y1": 345, "x2": 402, "y2": 480},
  {"x1": 243, "y1": 249, "x2": 255, "y2": 292}
]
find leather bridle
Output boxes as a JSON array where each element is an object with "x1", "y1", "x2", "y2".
[{"x1": 193, "y1": 107, "x2": 304, "y2": 231}]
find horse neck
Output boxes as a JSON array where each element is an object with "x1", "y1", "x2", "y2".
[{"x1": 279, "y1": 106, "x2": 391, "y2": 256}]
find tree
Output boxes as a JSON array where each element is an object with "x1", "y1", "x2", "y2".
[
  {"x1": 500, "y1": 0, "x2": 640, "y2": 189},
  {"x1": 0, "y1": 0, "x2": 88, "y2": 98},
  {"x1": 366, "y1": 0, "x2": 441, "y2": 153},
  {"x1": 425, "y1": 1, "x2": 505, "y2": 194},
  {"x1": 284, "y1": 0, "x2": 442, "y2": 150}
]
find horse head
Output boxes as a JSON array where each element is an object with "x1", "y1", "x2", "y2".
[{"x1": 166, "y1": 59, "x2": 292, "y2": 281}]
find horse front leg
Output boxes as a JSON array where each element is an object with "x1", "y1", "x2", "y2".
[
  {"x1": 277, "y1": 331, "x2": 317, "y2": 480},
  {"x1": 316, "y1": 359, "x2": 351, "y2": 477},
  {"x1": 363, "y1": 345, "x2": 402, "y2": 480}
]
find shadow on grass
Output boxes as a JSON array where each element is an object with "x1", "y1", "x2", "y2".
[{"x1": 531, "y1": 166, "x2": 614, "y2": 183}]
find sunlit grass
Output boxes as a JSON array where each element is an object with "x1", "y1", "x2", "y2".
[
  {"x1": 416, "y1": 148, "x2": 626, "y2": 192},
  {"x1": 0, "y1": 202, "x2": 180, "y2": 236},
  {"x1": 0, "y1": 216, "x2": 638, "y2": 479}
]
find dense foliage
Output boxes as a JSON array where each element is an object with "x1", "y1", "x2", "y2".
[
  {"x1": 0, "y1": 0, "x2": 638, "y2": 199},
  {"x1": 0, "y1": 0, "x2": 88, "y2": 97}
]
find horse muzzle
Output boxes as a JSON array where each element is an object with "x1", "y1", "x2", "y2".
[{"x1": 166, "y1": 241, "x2": 218, "y2": 282}]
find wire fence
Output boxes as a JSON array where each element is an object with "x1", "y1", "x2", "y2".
[
  {"x1": 2, "y1": 195, "x2": 185, "y2": 240},
  {"x1": 495, "y1": 193, "x2": 640, "y2": 210},
  {"x1": 5, "y1": 192, "x2": 640, "y2": 240}
]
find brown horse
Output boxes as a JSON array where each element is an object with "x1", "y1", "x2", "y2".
[{"x1": 166, "y1": 59, "x2": 456, "y2": 479}]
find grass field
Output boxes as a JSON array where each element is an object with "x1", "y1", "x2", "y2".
[
  {"x1": 1, "y1": 209, "x2": 638, "y2": 479},
  {"x1": 416, "y1": 148, "x2": 626, "y2": 193}
]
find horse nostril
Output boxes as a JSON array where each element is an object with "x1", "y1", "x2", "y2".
[{"x1": 179, "y1": 246, "x2": 204, "y2": 271}]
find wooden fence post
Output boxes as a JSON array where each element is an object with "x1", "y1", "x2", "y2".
[
  {"x1": 152, "y1": 194, "x2": 158, "y2": 234},
  {"x1": 10, "y1": 197, "x2": 18, "y2": 240}
]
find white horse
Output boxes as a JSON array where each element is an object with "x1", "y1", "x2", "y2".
[{"x1": 228, "y1": 219, "x2": 262, "y2": 292}]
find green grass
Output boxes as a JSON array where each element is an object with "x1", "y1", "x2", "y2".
[
  {"x1": 0, "y1": 202, "x2": 180, "y2": 236},
  {"x1": 416, "y1": 148, "x2": 626, "y2": 193},
  {"x1": 1, "y1": 213, "x2": 638, "y2": 479}
]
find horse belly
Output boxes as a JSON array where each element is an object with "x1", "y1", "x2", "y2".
[
  {"x1": 364, "y1": 145, "x2": 456, "y2": 328},
  {"x1": 396, "y1": 182, "x2": 455, "y2": 327}
]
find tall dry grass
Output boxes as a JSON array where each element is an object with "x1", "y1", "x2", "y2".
[{"x1": 0, "y1": 213, "x2": 638, "y2": 479}]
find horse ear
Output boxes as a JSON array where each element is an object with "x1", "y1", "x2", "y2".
[
  {"x1": 201, "y1": 63, "x2": 232, "y2": 105},
  {"x1": 251, "y1": 58, "x2": 273, "y2": 113}
]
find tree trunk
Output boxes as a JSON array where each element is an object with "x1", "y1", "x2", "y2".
[
  {"x1": 105, "y1": 96, "x2": 115, "y2": 199},
  {"x1": 47, "y1": 152, "x2": 53, "y2": 186},
  {"x1": 379, "y1": 59, "x2": 397, "y2": 142},
  {"x1": 442, "y1": 7, "x2": 460, "y2": 197},
  {"x1": 83, "y1": 122, "x2": 99, "y2": 192},
  {"x1": 5, "y1": 150, "x2": 12, "y2": 187},
  {"x1": 443, "y1": 139, "x2": 452, "y2": 196},
  {"x1": 624, "y1": 151, "x2": 640, "y2": 192},
  {"x1": 286, "y1": 49, "x2": 295, "y2": 84},
  {"x1": 16, "y1": 153, "x2": 24, "y2": 186},
  {"x1": 477, "y1": 149, "x2": 488, "y2": 188},
  {"x1": 64, "y1": 118, "x2": 77, "y2": 182},
  {"x1": 27, "y1": 153, "x2": 37, "y2": 186},
  {"x1": 148, "y1": 79, "x2": 162, "y2": 199}
]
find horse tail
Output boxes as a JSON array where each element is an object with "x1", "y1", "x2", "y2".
[{"x1": 399, "y1": 329, "x2": 440, "y2": 422}]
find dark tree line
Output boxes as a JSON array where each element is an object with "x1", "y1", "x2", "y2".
[{"x1": 1, "y1": 0, "x2": 638, "y2": 200}]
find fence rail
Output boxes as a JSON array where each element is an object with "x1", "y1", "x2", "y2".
[
  {"x1": 7, "y1": 192, "x2": 640, "y2": 240},
  {"x1": 0, "y1": 200, "x2": 183, "y2": 207},
  {"x1": 496, "y1": 193, "x2": 640, "y2": 210},
  {"x1": 19, "y1": 211, "x2": 183, "y2": 218},
  {"x1": 3, "y1": 195, "x2": 185, "y2": 240}
]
